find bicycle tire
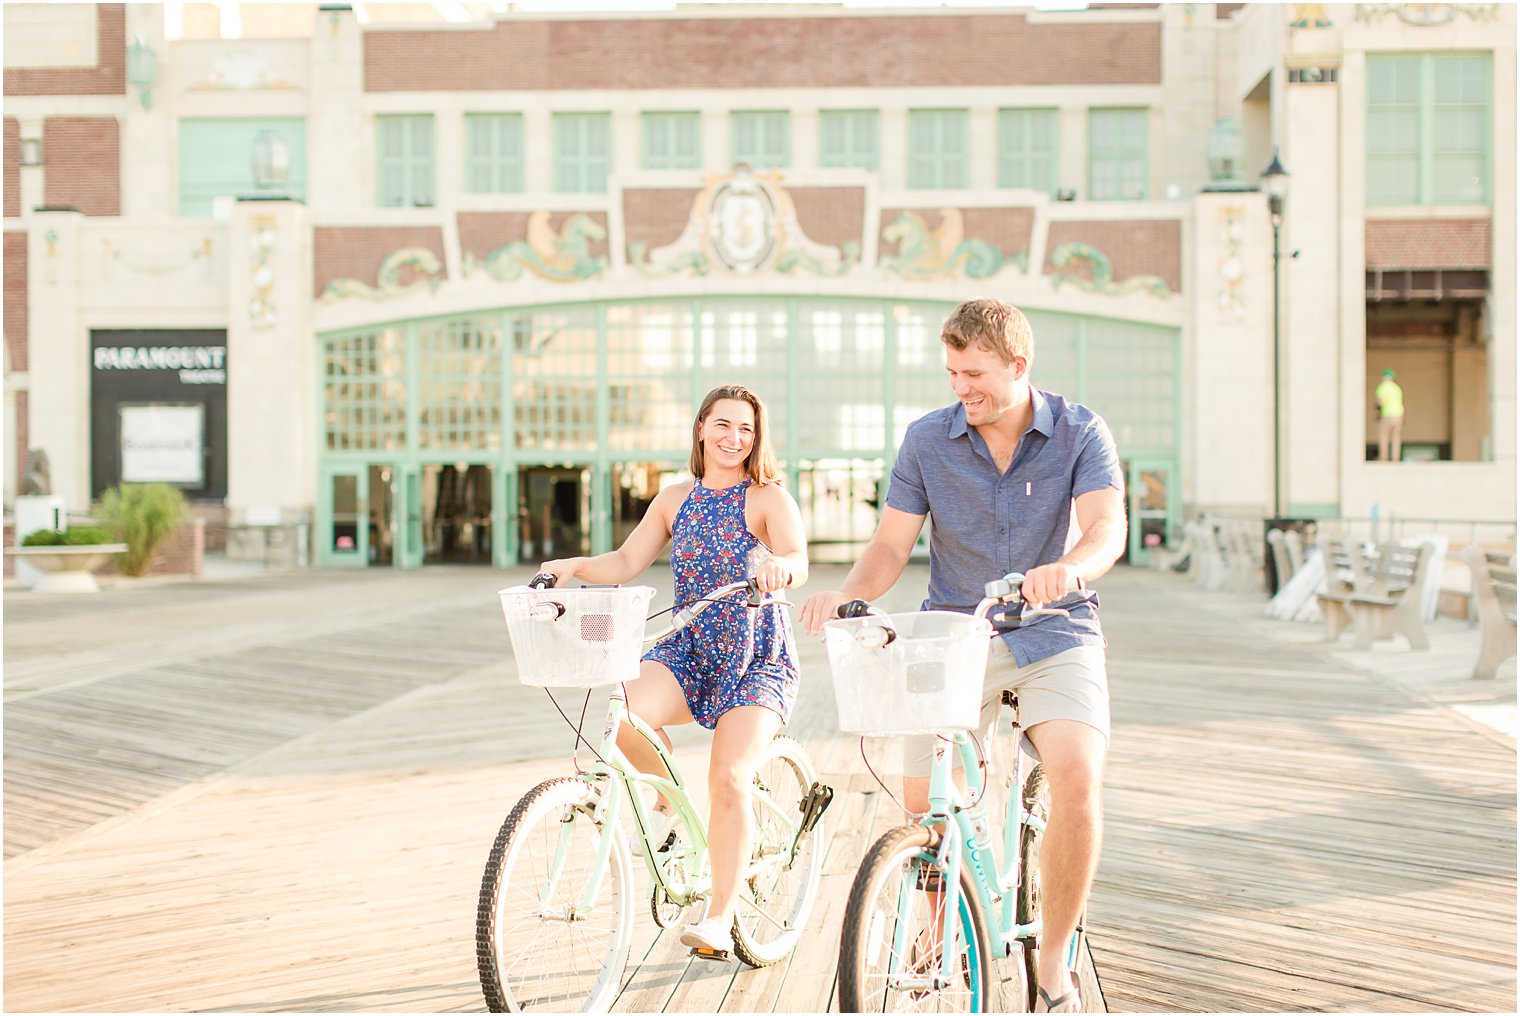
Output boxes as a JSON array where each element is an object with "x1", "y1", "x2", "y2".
[
  {"x1": 731, "y1": 734, "x2": 826, "y2": 967},
  {"x1": 837, "y1": 824, "x2": 995, "y2": 1013},
  {"x1": 1017, "y1": 765, "x2": 1106, "y2": 1013},
  {"x1": 476, "y1": 777, "x2": 635, "y2": 1013}
]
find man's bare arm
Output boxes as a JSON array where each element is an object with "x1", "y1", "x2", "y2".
[
  {"x1": 1020, "y1": 486, "x2": 1127, "y2": 606},
  {"x1": 799, "y1": 507, "x2": 925, "y2": 635}
]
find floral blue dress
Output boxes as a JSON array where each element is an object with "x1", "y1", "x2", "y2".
[{"x1": 642, "y1": 479, "x2": 800, "y2": 729}]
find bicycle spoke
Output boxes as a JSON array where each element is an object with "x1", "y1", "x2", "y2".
[{"x1": 479, "y1": 780, "x2": 630, "y2": 1011}]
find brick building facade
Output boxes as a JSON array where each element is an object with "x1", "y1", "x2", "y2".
[{"x1": 3, "y1": 3, "x2": 1514, "y2": 568}]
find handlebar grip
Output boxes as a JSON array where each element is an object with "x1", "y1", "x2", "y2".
[
  {"x1": 836, "y1": 599, "x2": 873, "y2": 619},
  {"x1": 528, "y1": 571, "x2": 558, "y2": 590}
]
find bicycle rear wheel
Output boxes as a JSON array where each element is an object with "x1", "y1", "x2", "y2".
[
  {"x1": 1018, "y1": 765, "x2": 1106, "y2": 1012},
  {"x1": 732, "y1": 734, "x2": 826, "y2": 967},
  {"x1": 837, "y1": 824, "x2": 993, "y2": 1012},
  {"x1": 476, "y1": 777, "x2": 635, "y2": 1012}
]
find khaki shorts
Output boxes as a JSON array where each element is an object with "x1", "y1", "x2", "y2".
[{"x1": 902, "y1": 642, "x2": 1109, "y2": 777}]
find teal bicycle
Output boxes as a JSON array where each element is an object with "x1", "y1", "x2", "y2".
[
  {"x1": 478, "y1": 574, "x2": 832, "y2": 1012},
  {"x1": 826, "y1": 573, "x2": 1103, "y2": 1012}
]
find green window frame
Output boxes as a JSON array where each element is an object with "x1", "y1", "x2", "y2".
[
  {"x1": 377, "y1": 114, "x2": 435, "y2": 208},
  {"x1": 553, "y1": 112, "x2": 612, "y2": 193},
  {"x1": 998, "y1": 108, "x2": 1058, "y2": 193},
  {"x1": 643, "y1": 112, "x2": 701, "y2": 170},
  {"x1": 731, "y1": 111, "x2": 790, "y2": 169},
  {"x1": 1088, "y1": 108, "x2": 1148, "y2": 201},
  {"x1": 465, "y1": 113, "x2": 524, "y2": 194},
  {"x1": 1368, "y1": 52, "x2": 1490, "y2": 206},
  {"x1": 177, "y1": 117, "x2": 308, "y2": 217},
  {"x1": 819, "y1": 110, "x2": 879, "y2": 171},
  {"x1": 908, "y1": 109, "x2": 968, "y2": 190}
]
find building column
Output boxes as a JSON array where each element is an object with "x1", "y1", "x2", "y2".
[
  {"x1": 1281, "y1": 74, "x2": 1342, "y2": 516},
  {"x1": 225, "y1": 198, "x2": 315, "y2": 528},
  {"x1": 27, "y1": 208, "x2": 88, "y2": 510},
  {"x1": 1187, "y1": 192, "x2": 1273, "y2": 513},
  {"x1": 307, "y1": 4, "x2": 364, "y2": 215},
  {"x1": 119, "y1": 3, "x2": 172, "y2": 218}
]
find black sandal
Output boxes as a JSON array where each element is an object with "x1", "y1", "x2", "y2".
[{"x1": 1037, "y1": 985, "x2": 1080, "y2": 1012}]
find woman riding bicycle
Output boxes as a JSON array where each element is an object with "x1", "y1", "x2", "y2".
[{"x1": 539, "y1": 383, "x2": 808, "y2": 957}]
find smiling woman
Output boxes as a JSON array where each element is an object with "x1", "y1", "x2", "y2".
[{"x1": 538, "y1": 382, "x2": 811, "y2": 958}]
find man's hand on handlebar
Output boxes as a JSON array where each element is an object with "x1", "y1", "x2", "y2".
[
  {"x1": 1017, "y1": 561, "x2": 1081, "y2": 611},
  {"x1": 800, "y1": 590, "x2": 851, "y2": 637}
]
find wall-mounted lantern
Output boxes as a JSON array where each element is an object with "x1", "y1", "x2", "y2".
[
  {"x1": 19, "y1": 138, "x2": 42, "y2": 166},
  {"x1": 1204, "y1": 118, "x2": 1250, "y2": 190},
  {"x1": 126, "y1": 37, "x2": 157, "y2": 109},
  {"x1": 251, "y1": 129, "x2": 291, "y2": 192}
]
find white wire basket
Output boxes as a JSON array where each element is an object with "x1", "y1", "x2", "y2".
[
  {"x1": 498, "y1": 585, "x2": 656, "y2": 688},
  {"x1": 824, "y1": 611, "x2": 993, "y2": 735}
]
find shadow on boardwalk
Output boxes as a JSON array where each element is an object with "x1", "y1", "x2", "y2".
[{"x1": 3, "y1": 563, "x2": 1514, "y2": 1012}]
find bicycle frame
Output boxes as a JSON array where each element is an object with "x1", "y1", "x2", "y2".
[
  {"x1": 915, "y1": 705, "x2": 1045, "y2": 975},
  {"x1": 551, "y1": 679, "x2": 809, "y2": 923}
]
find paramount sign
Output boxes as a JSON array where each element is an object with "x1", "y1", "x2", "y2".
[{"x1": 93, "y1": 345, "x2": 227, "y2": 385}]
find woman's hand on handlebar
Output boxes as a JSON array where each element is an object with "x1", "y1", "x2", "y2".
[
  {"x1": 1019, "y1": 561, "x2": 1081, "y2": 610},
  {"x1": 537, "y1": 557, "x2": 584, "y2": 590},
  {"x1": 751, "y1": 556, "x2": 794, "y2": 595}
]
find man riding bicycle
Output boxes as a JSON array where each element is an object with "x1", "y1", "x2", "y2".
[{"x1": 801, "y1": 298, "x2": 1127, "y2": 1013}]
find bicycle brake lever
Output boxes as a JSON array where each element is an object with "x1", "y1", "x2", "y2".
[
  {"x1": 1021, "y1": 606, "x2": 1072, "y2": 620},
  {"x1": 745, "y1": 576, "x2": 765, "y2": 608},
  {"x1": 528, "y1": 571, "x2": 558, "y2": 590}
]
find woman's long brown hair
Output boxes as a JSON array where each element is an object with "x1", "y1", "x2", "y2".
[{"x1": 689, "y1": 384, "x2": 781, "y2": 486}]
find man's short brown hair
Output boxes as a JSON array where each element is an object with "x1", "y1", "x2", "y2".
[{"x1": 940, "y1": 298, "x2": 1034, "y2": 366}]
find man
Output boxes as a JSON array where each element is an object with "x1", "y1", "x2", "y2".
[
  {"x1": 801, "y1": 298, "x2": 1126, "y2": 1014},
  {"x1": 1375, "y1": 368, "x2": 1405, "y2": 462}
]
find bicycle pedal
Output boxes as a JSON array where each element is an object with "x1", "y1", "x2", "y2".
[
  {"x1": 797, "y1": 782, "x2": 834, "y2": 837},
  {"x1": 690, "y1": 947, "x2": 731, "y2": 962}
]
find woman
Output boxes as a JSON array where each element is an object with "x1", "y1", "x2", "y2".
[{"x1": 540, "y1": 383, "x2": 808, "y2": 955}]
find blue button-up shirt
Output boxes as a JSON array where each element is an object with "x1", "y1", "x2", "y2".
[{"x1": 885, "y1": 389, "x2": 1124, "y2": 665}]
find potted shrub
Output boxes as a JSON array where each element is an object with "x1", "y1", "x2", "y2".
[
  {"x1": 5, "y1": 525, "x2": 128, "y2": 593},
  {"x1": 95, "y1": 483, "x2": 190, "y2": 578}
]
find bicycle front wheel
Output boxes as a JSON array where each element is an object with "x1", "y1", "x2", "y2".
[
  {"x1": 732, "y1": 734, "x2": 826, "y2": 967},
  {"x1": 838, "y1": 824, "x2": 994, "y2": 1013},
  {"x1": 476, "y1": 777, "x2": 635, "y2": 1013}
]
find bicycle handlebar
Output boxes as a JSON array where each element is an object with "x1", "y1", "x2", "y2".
[
  {"x1": 523, "y1": 573, "x2": 774, "y2": 644},
  {"x1": 833, "y1": 570, "x2": 1096, "y2": 647}
]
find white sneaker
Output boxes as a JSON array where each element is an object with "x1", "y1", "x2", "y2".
[
  {"x1": 648, "y1": 809, "x2": 680, "y2": 852},
  {"x1": 679, "y1": 916, "x2": 734, "y2": 953}
]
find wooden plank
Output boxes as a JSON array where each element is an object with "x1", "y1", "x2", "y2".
[{"x1": 3, "y1": 564, "x2": 1514, "y2": 1014}]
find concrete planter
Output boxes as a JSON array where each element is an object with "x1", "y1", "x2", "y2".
[{"x1": 4, "y1": 545, "x2": 128, "y2": 593}]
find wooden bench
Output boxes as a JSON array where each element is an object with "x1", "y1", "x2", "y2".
[
  {"x1": 1267, "y1": 527, "x2": 1307, "y2": 589},
  {"x1": 1317, "y1": 539, "x2": 1432, "y2": 650},
  {"x1": 1462, "y1": 546, "x2": 1517, "y2": 679}
]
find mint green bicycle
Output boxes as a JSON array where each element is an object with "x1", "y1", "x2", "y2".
[
  {"x1": 826, "y1": 573, "x2": 1104, "y2": 1012},
  {"x1": 477, "y1": 574, "x2": 832, "y2": 1012}
]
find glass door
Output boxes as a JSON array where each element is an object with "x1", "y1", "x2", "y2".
[
  {"x1": 396, "y1": 464, "x2": 424, "y2": 569},
  {"x1": 1126, "y1": 458, "x2": 1176, "y2": 566},
  {"x1": 796, "y1": 458, "x2": 886, "y2": 563},
  {"x1": 518, "y1": 465, "x2": 592, "y2": 565},
  {"x1": 319, "y1": 466, "x2": 368, "y2": 567},
  {"x1": 613, "y1": 461, "x2": 686, "y2": 561}
]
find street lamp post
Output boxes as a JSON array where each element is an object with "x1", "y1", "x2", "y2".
[{"x1": 1261, "y1": 151, "x2": 1290, "y2": 521}]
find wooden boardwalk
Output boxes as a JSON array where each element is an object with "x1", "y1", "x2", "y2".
[{"x1": 4, "y1": 564, "x2": 1514, "y2": 1012}]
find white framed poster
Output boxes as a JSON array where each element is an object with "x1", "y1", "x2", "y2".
[{"x1": 120, "y1": 404, "x2": 204, "y2": 485}]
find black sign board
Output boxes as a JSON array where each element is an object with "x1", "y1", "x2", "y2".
[{"x1": 90, "y1": 329, "x2": 228, "y2": 500}]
